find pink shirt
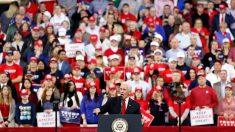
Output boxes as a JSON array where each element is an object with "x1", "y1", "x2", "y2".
[
  {"x1": 218, "y1": 97, "x2": 235, "y2": 115},
  {"x1": 154, "y1": 0, "x2": 174, "y2": 17}
]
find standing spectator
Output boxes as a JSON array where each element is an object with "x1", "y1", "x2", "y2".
[
  {"x1": 57, "y1": 50, "x2": 71, "y2": 75},
  {"x1": 81, "y1": 82, "x2": 103, "y2": 125},
  {"x1": 89, "y1": 0, "x2": 108, "y2": 15},
  {"x1": 0, "y1": 50, "x2": 23, "y2": 93},
  {"x1": 176, "y1": 51, "x2": 190, "y2": 79},
  {"x1": 165, "y1": 38, "x2": 185, "y2": 60},
  {"x1": 0, "y1": 85, "x2": 15, "y2": 127},
  {"x1": 0, "y1": 2, "x2": 19, "y2": 33},
  {"x1": 118, "y1": 0, "x2": 140, "y2": 15},
  {"x1": 85, "y1": 16, "x2": 100, "y2": 35},
  {"x1": 213, "y1": 70, "x2": 235, "y2": 100},
  {"x1": 154, "y1": 0, "x2": 174, "y2": 17},
  {"x1": 129, "y1": 67, "x2": 151, "y2": 100},
  {"x1": 149, "y1": 86, "x2": 168, "y2": 126},
  {"x1": 58, "y1": 0, "x2": 77, "y2": 18},
  {"x1": 191, "y1": 3, "x2": 209, "y2": 29},
  {"x1": 15, "y1": 89, "x2": 36, "y2": 127},
  {"x1": 190, "y1": 72, "x2": 218, "y2": 110},
  {"x1": 174, "y1": 22, "x2": 202, "y2": 49},
  {"x1": 37, "y1": 87, "x2": 55, "y2": 112},
  {"x1": 50, "y1": 5, "x2": 70, "y2": 34},
  {"x1": 6, "y1": 14, "x2": 23, "y2": 42},
  {"x1": 13, "y1": 50, "x2": 27, "y2": 73},
  {"x1": 21, "y1": 79, "x2": 38, "y2": 107},
  {"x1": 218, "y1": 84, "x2": 235, "y2": 120},
  {"x1": 134, "y1": 86, "x2": 149, "y2": 111},
  {"x1": 0, "y1": 72, "x2": 17, "y2": 101},
  {"x1": 206, "y1": 60, "x2": 222, "y2": 86},
  {"x1": 71, "y1": 65, "x2": 86, "y2": 94}
]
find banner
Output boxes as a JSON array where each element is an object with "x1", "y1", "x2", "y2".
[
  {"x1": 190, "y1": 108, "x2": 214, "y2": 126},
  {"x1": 65, "y1": 44, "x2": 84, "y2": 58},
  {"x1": 218, "y1": 116, "x2": 235, "y2": 127},
  {"x1": 60, "y1": 107, "x2": 81, "y2": 124},
  {"x1": 37, "y1": 112, "x2": 60, "y2": 127},
  {"x1": 104, "y1": 67, "x2": 125, "y2": 81},
  {"x1": 140, "y1": 108, "x2": 154, "y2": 127}
]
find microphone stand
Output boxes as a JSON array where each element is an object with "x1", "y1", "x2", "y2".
[
  {"x1": 53, "y1": 100, "x2": 60, "y2": 132},
  {"x1": 177, "y1": 100, "x2": 184, "y2": 132}
]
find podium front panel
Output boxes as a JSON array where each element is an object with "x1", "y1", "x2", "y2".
[{"x1": 98, "y1": 114, "x2": 142, "y2": 132}]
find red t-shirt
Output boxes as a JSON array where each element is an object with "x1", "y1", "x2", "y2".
[
  {"x1": 72, "y1": 76, "x2": 86, "y2": 94},
  {"x1": 155, "y1": 63, "x2": 169, "y2": 75},
  {"x1": 190, "y1": 86, "x2": 218, "y2": 109},
  {"x1": 135, "y1": 99, "x2": 149, "y2": 111},
  {"x1": 0, "y1": 63, "x2": 23, "y2": 92},
  {"x1": 0, "y1": 104, "x2": 10, "y2": 118},
  {"x1": 191, "y1": 27, "x2": 209, "y2": 53},
  {"x1": 120, "y1": 13, "x2": 137, "y2": 23},
  {"x1": 26, "y1": 2, "x2": 38, "y2": 17}
]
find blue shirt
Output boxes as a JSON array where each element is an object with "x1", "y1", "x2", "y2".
[{"x1": 80, "y1": 95, "x2": 103, "y2": 124}]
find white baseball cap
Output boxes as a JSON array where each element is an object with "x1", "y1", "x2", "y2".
[
  {"x1": 150, "y1": 41, "x2": 159, "y2": 47},
  {"x1": 154, "y1": 33, "x2": 163, "y2": 42},
  {"x1": 154, "y1": 49, "x2": 163, "y2": 55},
  {"x1": 110, "y1": 34, "x2": 121, "y2": 42},
  {"x1": 222, "y1": 38, "x2": 230, "y2": 43},
  {"x1": 58, "y1": 28, "x2": 66, "y2": 37},
  {"x1": 43, "y1": 11, "x2": 51, "y2": 18},
  {"x1": 108, "y1": 54, "x2": 119, "y2": 60},
  {"x1": 177, "y1": 51, "x2": 185, "y2": 58},
  {"x1": 76, "y1": 55, "x2": 84, "y2": 61},
  {"x1": 168, "y1": 57, "x2": 177, "y2": 63}
]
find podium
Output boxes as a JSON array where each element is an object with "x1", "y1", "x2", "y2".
[{"x1": 98, "y1": 114, "x2": 142, "y2": 132}]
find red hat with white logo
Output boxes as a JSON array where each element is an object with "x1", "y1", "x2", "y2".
[
  {"x1": 34, "y1": 40, "x2": 43, "y2": 47},
  {"x1": 99, "y1": 27, "x2": 106, "y2": 32},
  {"x1": 153, "y1": 86, "x2": 162, "y2": 92},
  {"x1": 87, "y1": 81, "x2": 96, "y2": 88},
  {"x1": 50, "y1": 57, "x2": 57, "y2": 63},
  {"x1": 30, "y1": 57, "x2": 38, "y2": 62},
  {"x1": 132, "y1": 67, "x2": 141, "y2": 74},
  {"x1": 88, "y1": 58, "x2": 97, "y2": 64},
  {"x1": 90, "y1": 34, "x2": 98, "y2": 42},
  {"x1": 73, "y1": 65, "x2": 81, "y2": 70},
  {"x1": 45, "y1": 74, "x2": 53, "y2": 81},
  {"x1": 20, "y1": 89, "x2": 29, "y2": 96},
  {"x1": 89, "y1": 16, "x2": 96, "y2": 22},
  {"x1": 219, "y1": 4, "x2": 227, "y2": 11},
  {"x1": 135, "y1": 86, "x2": 143, "y2": 92},
  {"x1": 64, "y1": 74, "x2": 71, "y2": 79},
  {"x1": 108, "y1": 83, "x2": 116, "y2": 90},
  {"x1": 225, "y1": 84, "x2": 233, "y2": 90}
]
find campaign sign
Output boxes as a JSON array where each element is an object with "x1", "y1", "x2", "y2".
[
  {"x1": 37, "y1": 112, "x2": 60, "y2": 127},
  {"x1": 190, "y1": 108, "x2": 214, "y2": 126},
  {"x1": 140, "y1": 108, "x2": 154, "y2": 127},
  {"x1": 218, "y1": 116, "x2": 235, "y2": 127},
  {"x1": 60, "y1": 107, "x2": 81, "y2": 124},
  {"x1": 65, "y1": 43, "x2": 84, "y2": 58},
  {"x1": 104, "y1": 67, "x2": 125, "y2": 81}
]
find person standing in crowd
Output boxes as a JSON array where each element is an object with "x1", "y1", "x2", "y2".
[
  {"x1": 15, "y1": 89, "x2": 36, "y2": 127},
  {"x1": 81, "y1": 82, "x2": 103, "y2": 125},
  {"x1": 218, "y1": 84, "x2": 235, "y2": 120},
  {"x1": 0, "y1": 50, "x2": 23, "y2": 93},
  {"x1": 0, "y1": 85, "x2": 15, "y2": 127},
  {"x1": 134, "y1": 86, "x2": 149, "y2": 112},
  {"x1": 149, "y1": 86, "x2": 168, "y2": 126},
  {"x1": 20, "y1": 79, "x2": 38, "y2": 107}
]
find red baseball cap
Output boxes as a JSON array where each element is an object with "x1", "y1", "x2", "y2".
[
  {"x1": 135, "y1": 86, "x2": 142, "y2": 92},
  {"x1": 32, "y1": 26, "x2": 40, "y2": 31},
  {"x1": 132, "y1": 67, "x2": 141, "y2": 74},
  {"x1": 90, "y1": 34, "x2": 98, "y2": 42},
  {"x1": 89, "y1": 16, "x2": 96, "y2": 22},
  {"x1": 73, "y1": 65, "x2": 81, "y2": 70},
  {"x1": 219, "y1": 4, "x2": 227, "y2": 10},
  {"x1": 46, "y1": 23, "x2": 53, "y2": 28},
  {"x1": 153, "y1": 86, "x2": 162, "y2": 92},
  {"x1": 192, "y1": 55, "x2": 200, "y2": 60},
  {"x1": 45, "y1": 74, "x2": 53, "y2": 81},
  {"x1": 197, "y1": 71, "x2": 206, "y2": 78},
  {"x1": 76, "y1": 28, "x2": 82, "y2": 33},
  {"x1": 148, "y1": 22, "x2": 155, "y2": 28},
  {"x1": 64, "y1": 74, "x2": 71, "y2": 79},
  {"x1": 87, "y1": 81, "x2": 96, "y2": 88},
  {"x1": 88, "y1": 58, "x2": 97, "y2": 64},
  {"x1": 20, "y1": 89, "x2": 29, "y2": 96},
  {"x1": 30, "y1": 57, "x2": 38, "y2": 62},
  {"x1": 99, "y1": 27, "x2": 106, "y2": 32},
  {"x1": 225, "y1": 84, "x2": 233, "y2": 90},
  {"x1": 34, "y1": 40, "x2": 43, "y2": 47},
  {"x1": 108, "y1": 83, "x2": 116, "y2": 90},
  {"x1": 50, "y1": 57, "x2": 57, "y2": 63}
]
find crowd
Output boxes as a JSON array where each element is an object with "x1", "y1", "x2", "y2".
[{"x1": 0, "y1": 0, "x2": 235, "y2": 127}]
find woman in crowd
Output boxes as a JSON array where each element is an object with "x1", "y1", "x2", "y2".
[
  {"x1": 19, "y1": 22, "x2": 31, "y2": 42},
  {"x1": 37, "y1": 87, "x2": 54, "y2": 112},
  {"x1": 149, "y1": 86, "x2": 168, "y2": 126},
  {"x1": 184, "y1": 68, "x2": 197, "y2": 87},
  {"x1": 0, "y1": 85, "x2": 16, "y2": 127},
  {"x1": 60, "y1": 80, "x2": 83, "y2": 109},
  {"x1": 218, "y1": 84, "x2": 235, "y2": 120},
  {"x1": 21, "y1": 79, "x2": 38, "y2": 107},
  {"x1": 11, "y1": 31, "x2": 26, "y2": 55},
  {"x1": 134, "y1": 86, "x2": 149, "y2": 112},
  {"x1": 81, "y1": 82, "x2": 103, "y2": 125}
]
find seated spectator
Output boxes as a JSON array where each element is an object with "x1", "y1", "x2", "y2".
[
  {"x1": 0, "y1": 85, "x2": 16, "y2": 127},
  {"x1": 15, "y1": 89, "x2": 36, "y2": 127}
]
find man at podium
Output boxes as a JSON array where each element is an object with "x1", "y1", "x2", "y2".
[{"x1": 93, "y1": 82, "x2": 140, "y2": 114}]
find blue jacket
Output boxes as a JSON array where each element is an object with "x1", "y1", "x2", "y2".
[{"x1": 58, "y1": 61, "x2": 71, "y2": 75}]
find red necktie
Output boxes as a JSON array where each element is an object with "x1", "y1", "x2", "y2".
[
  {"x1": 221, "y1": 14, "x2": 224, "y2": 22},
  {"x1": 121, "y1": 99, "x2": 126, "y2": 114}
]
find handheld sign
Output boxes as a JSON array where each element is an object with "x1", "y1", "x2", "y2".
[
  {"x1": 37, "y1": 112, "x2": 60, "y2": 127},
  {"x1": 218, "y1": 116, "x2": 235, "y2": 127},
  {"x1": 60, "y1": 107, "x2": 81, "y2": 124},
  {"x1": 140, "y1": 108, "x2": 154, "y2": 127},
  {"x1": 190, "y1": 108, "x2": 214, "y2": 126}
]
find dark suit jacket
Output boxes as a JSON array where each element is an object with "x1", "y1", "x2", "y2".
[
  {"x1": 59, "y1": 61, "x2": 71, "y2": 75},
  {"x1": 212, "y1": 13, "x2": 235, "y2": 34},
  {"x1": 99, "y1": 96, "x2": 141, "y2": 114}
]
